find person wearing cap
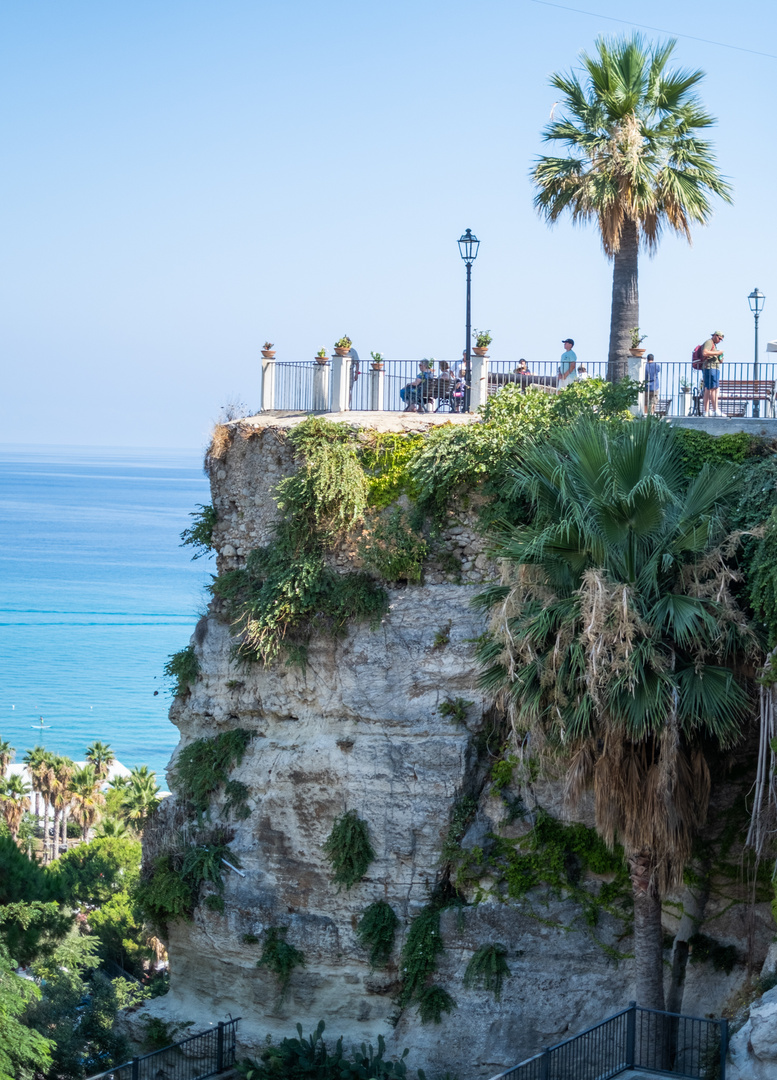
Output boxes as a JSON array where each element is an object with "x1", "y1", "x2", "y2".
[
  {"x1": 701, "y1": 331, "x2": 725, "y2": 417},
  {"x1": 558, "y1": 338, "x2": 577, "y2": 390}
]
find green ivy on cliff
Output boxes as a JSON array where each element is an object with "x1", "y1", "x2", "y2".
[
  {"x1": 323, "y1": 810, "x2": 375, "y2": 890},
  {"x1": 172, "y1": 729, "x2": 253, "y2": 815},
  {"x1": 137, "y1": 827, "x2": 238, "y2": 931}
]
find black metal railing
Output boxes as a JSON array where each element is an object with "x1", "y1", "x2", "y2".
[
  {"x1": 272, "y1": 360, "x2": 332, "y2": 411},
  {"x1": 88, "y1": 1018, "x2": 240, "y2": 1080},
  {"x1": 491, "y1": 1003, "x2": 727, "y2": 1080}
]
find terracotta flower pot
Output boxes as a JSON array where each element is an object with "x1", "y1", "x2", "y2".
[
  {"x1": 261, "y1": 350, "x2": 276, "y2": 359},
  {"x1": 315, "y1": 357, "x2": 329, "y2": 364},
  {"x1": 629, "y1": 348, "x2": 646, "y2": 357},
  {"x1": 473, "y1": 346, "x2": 489, "y2": 357},
  {"x1": 371, "y1": 363, "x2": 384, "y2": 371},
  {"x1": 334, "y1": 346, "x2": 351, "y2": 356}
]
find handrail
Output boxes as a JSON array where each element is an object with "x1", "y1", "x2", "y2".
[
  {"x1": 86, "y1": 1017, "x2": 241, "y2": 1080},
  {"x1": 489, "y1": 1002, "x2": 726, "y2": 1080}
]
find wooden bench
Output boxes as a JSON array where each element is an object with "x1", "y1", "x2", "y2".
[
  {"x1": 404, "y1": 377, "x2": 459, "y2": 412},
  {"x1": 717, "y1": 380, "x2": 776, "y2": 417}
]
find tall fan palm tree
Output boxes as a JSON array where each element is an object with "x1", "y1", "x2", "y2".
[
  {"x1": 0, "y1": 739, "x2": 14, "y2": 777},
  {"x1": 85, "y1": 741, "x2": 115, "y2": 781},
  {"x1": 531, "y1": 35, "x2": 732, "y2": 380},
  {"x1": 68, "y1": 764, "x2": 105, "y2": 841},
  {"x1": 23, "y1": 746, "x2": 47, "y2": 823},
  {"x1": 121, "y1": 768, "x2": 161, "y2": 833},
  {"x1": 0, "y1": 774, "x2": 31, "y2": 841},
  {"x1": 477, "y1": 419, "x2": 753, "y2": 1008},
  {"x1": 49, "y1": 756, "x2": 74, "y2": 859},
  {"x1": 37, "y1": 752, "x2": 57, "y2": 862}
]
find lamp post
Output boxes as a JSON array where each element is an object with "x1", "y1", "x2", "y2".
[
  {"x1": 748, "y1": 287, "x2": 766, "y2": 417},
  {"x1": 458, "y1": 229, "x2": 480, "y2": 411}
]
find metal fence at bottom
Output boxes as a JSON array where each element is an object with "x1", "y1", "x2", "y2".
[
  {"x1": 491, "y1": 1003, "x2": 727, "y2": 1080},
  {"x1": 89, "y1": 1018, "x2": 240, "y2": 1080}
]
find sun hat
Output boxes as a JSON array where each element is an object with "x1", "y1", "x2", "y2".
[{"x1": 711, "y1": 330, "x2": 725, "y2": 338}]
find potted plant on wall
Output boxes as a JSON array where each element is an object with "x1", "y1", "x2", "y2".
[
  {"x1": 370, "y1": 351, "x2": 385, "y2": 370},
  {"x1": 629, "y1": 328, "x2": 647, "y2": 357},
  {"x1": 261, "y1": 341, "x2": 276, "y2": 359},
  {"x1": 473, "y1": 329, "x2": 492, "y2": 356},
  {"x1": 315, "y1": 348, "x2": 329, "y2": 364},
  {"x1": 334, "y1": 335, "x2": 353, "y2": 357}
]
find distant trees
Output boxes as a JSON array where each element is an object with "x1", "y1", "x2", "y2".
[{"x1": 0, "y1": 774, "x2": 31, "y2": 841}]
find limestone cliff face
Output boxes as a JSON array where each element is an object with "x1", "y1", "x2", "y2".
[{"x1": 146, "y1": 415, "x2": 774, "y2": 1078}]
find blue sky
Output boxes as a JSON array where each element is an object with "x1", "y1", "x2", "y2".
[{"x1": 1, "y1": 0, "x2": 775, "y2": 448}]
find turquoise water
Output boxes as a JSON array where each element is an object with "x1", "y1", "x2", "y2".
[{"x1": 0, "y1": 445, "x2": 212, "y2": 781}]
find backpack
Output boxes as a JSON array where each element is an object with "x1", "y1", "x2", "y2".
[{"x1": 691, "y1": 344, "x2": 705, "y2": 370}]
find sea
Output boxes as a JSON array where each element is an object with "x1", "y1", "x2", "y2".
[{"x1": 0, "y1": 445, "x2": 212, "y2": 783}]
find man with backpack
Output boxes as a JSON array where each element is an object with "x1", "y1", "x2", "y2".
[{"x1": 699, "y1": 330, "x2": 725, "y2": 417}]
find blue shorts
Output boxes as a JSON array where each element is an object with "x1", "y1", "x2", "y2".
[{"x1": 703, "y1": 368, "x2": 720, "y2": 389}]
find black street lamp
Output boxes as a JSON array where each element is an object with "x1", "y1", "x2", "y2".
[
  {"x1": 458, "y1": 229, "x2": 480, "y2": 411},
  {"x1": 748, "y1": 287, "x2": 766, "y2": 417}
]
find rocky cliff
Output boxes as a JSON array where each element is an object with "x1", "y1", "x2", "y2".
[{"x1": 142, "y1": 414, "x2": 774, "y2": 1078}]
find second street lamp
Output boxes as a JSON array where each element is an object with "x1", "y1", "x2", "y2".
[
  {"x1": 458, "y1": 229, "x2": 480, "y2": 412},
  {"x1": 748, "y1": 287, "x2": 766, "y2": 417}
]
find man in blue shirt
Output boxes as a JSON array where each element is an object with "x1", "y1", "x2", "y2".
[
  {"x1": 558, "y1": 338, "x2": 577, "y2": 389},
  {"x1": 644, "y1": 353, "x2": 661, "y2": 415}
]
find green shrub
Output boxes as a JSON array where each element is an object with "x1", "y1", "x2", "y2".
[
  {"x1": 357, "y1": 901, "x2": 399, "y2": 968},
  {"x1": 181, "y1": 504, "x2": 218, "y2": 559},
  {"x1": 463, "y1": 943, "x2": 511, "y2": 1001},
  {"x1": 360, "y1": 432, "x2": 425, "y2": 509},
  {"x1": 276, "y1": 416, "x2": 368, "y2": 545},
  {"x1": 172, "y1": 729, "x2": 253, "y2": 813},
  {"x1": 137, "y1": 829, "x2": 238, "y2": 930},
  {"x1": 224, "y1": 779, "x2": 252, "y2": 820},
  {"x1": 437, "y1": 698, "x2": 472, "y2": 726},
  {"x1": 673, "y1": 428, "x2": 764, "y2": 477},
  {"x1": 257, "y1": 926, "x2": 305, "y2": 1000},
  {"x1": 163, "y1": 645, "x2": 200, "y2": 697},
  {"x1": 323, "y1": 810, "x2": 375, "y2": 890},
  {"x1": 688, "y1": 932, "x2": 739, "y2": 974},
  {"x1": 358, "y1": 508, "x2": 428, "y2": 582},
  {"x1": 236, "y1": 1019, "x2": 422, "y2": 1079},
  {"x1": 441, "y1": 796, "x2": 478, "y2": 862},
  {"x1": 398, "y1": 907, "x2": 444, "y2": 1007},
  {"x1": 490, "y1": 757, "x2": 517, "y2": 792},
  {"x1": 212, "y1": 542, "x2": 387, "y2": 668},
  {"x1": 416, "y1": 985, "x2": 456, "y2": 1025}
]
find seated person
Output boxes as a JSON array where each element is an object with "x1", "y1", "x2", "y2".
[
  {"x1": 400, "y1": 359, "x2": 432, "y2": 412},
  {"x1": 513, "y1": 358, "x2": 531, "y2": 375}
]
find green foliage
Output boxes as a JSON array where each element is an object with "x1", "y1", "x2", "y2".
[
  {"x1": 488, "y1": 811, "x2": 629, "y2": 925},
  {"x1": 358, "y1": 508, "x2": 428, "y2": 582},
  {"x1": 0, "y1": 938, "x2": 54, "y2": 1080},
  {"x1": 673, "y1": 428, "x2": 764, "y2": 477},
  {"x1": 137, "y1": 828, "x2": 238, "y2": 930},
  {"x1": 0, "y1": 837, "x2": 68, "y2": 964},
  {"x1": 141, "y1": 1016, "x2": 184, "y2": 1051},
  {"x1": 204, "y1": 894, "x2": 225, "y2": 912},
  {"x1": 236, "y1": 1019, "x2": 422, "y2": 1080},
  {"x1": 257, "y1": 927, "x2": 305, "y2": 1000},
  {"x1": 224, "y1": 779, "x2": 252, "y2": 820},
  {"x1": 276, "y1": 416, "x2": 368, "y2": 545},
  {"x1": 398, "y1": 907, "x2": 444, "y2": 1007},
  {"x1": 441, "y1": 796, "x2": 478, "y2": 862},
  {"x1": 437, "y1": 698, "x2": 472, "y2": 727},
  {"x1": 212, "y1": 542, "x2": 387, "y2": 668},
  {"x1": 172, "y1": 728, "x2": 253, "y2": 813},
  {"x1": 416, "y1": 985, "x2": 457, "y2": 1025},
  {"x1": 746, "y1": 509, "x2": 777, "y2": 647},
  {"x1": 163, "y1": 644, "x2": 200, "y2": 697},
  {"x1": 180, "y1": 503, "x2": 218, "y2": 559},
  {"x1": 357, "y1": 901, "x2": 399, "y2": 968},
  {"x1": 26, "y1": 935, "x2": 129, "y2": 1079},
  {"x1": 688, "y1": 932, "x2": 739, "y2": 974},
  {"x1": 463, "y1": 944, "x2": 511, "y2": 1001},
  {"x1": 242, "y1": 933, "x2": 260, "y2": 944},
  {"x1": 88, "y1": 890, "x2": 151, "y2": 977},
  {"x1": 359, "y1": 432, "x2": 425, "y2": 509},
  {"x1": 490, "y1": 757, "x2": 517, "y2": 792},
  {"x1": 56, "y1": 837, "x2": 142, "y2": 907},
  {"x1": 323, "y1": 810, "x2": 375, "y2": 890}
]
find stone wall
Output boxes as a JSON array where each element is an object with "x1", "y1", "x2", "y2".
[{"x1": 141, "y1": 413, "x2": 774, "y2": 1078}]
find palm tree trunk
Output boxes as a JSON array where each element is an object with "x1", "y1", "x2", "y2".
[
  {"x1": 630, "y1": 849, "x2": 665, "y2": 1011},
  {"x1": 607, "y1": 216, "x2": 640, "y2": 382},
  {"x1": 42, "y1": 800, "x2": 50, "y2": 863},
  {"x1": 52, "y1": 807, "x2": 60, "y2": 859}
]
